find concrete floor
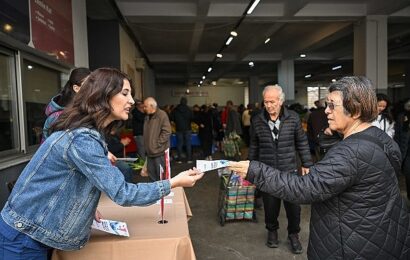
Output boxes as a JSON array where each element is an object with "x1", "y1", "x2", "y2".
[
  {"x1": 167, "y1": 150, "x2": 409, "y2": 260},
  {"x1": 171, "y1": 151, "x2": 310, "y2": 260}
]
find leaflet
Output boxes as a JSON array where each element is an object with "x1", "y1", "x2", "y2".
[
  {"x1": 156, "y1": 198, "x2": 173, "y2": 204},
  {"x1": 196, "y1": 160, "x2": 229, "y2": 172},
  {"x1": 116, "y1": 157, "x2": 139, "y2": 162},
  {"x1": 91, "y1": 219, "x2": 129, "y2": 237}
]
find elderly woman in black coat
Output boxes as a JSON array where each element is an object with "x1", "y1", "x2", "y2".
[{"x1": 229, "y1": 76, "x2": 410, "y2": 260}]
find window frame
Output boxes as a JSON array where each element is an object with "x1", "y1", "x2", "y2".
[{"x1": 0, "y1": 43, "x2": 71, "y2": 168}]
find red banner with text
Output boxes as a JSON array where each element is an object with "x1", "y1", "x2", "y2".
[{"x1": 30, "y1": 0, "x2": 74, "y2": 64}]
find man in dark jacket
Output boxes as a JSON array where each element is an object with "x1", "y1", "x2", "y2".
[
  {"x1": 249, "y1": 84, "x2": 313, "y2": 254},
  {"x1": 170, "y1": 97, "x2": 193, "y2": 163},
  {"x1": 231, "y1": 76, "x2": 410, "y2": 259},
  {"x1": 225, "y1": 100, "x2": 242, "y2": 136},
  {"x1": 143, "y1": 97, "x2": 172, "y2": 181},
  {"x1": 307, "y1": 98, "x2": 328, "y2": 160}
]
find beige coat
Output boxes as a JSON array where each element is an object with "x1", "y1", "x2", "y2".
[{"x1": 143, "y1": 108, "x2": 171, "y2": 157}]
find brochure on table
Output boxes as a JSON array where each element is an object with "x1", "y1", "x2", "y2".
[{"x1": 92, "y1": 219, "x2": 129, "y2": 237}]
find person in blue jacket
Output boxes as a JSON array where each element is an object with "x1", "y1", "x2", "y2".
[{"x1": 0, "y1": 68, "x2": 203, "y2": 259}]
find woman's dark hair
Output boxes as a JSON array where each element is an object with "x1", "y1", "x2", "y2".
[
  {"x1": 376, "y1": 93, "x2": 393, "y2": 123},
  {"x1": 58, "y1": 67, "x2": 91, "y2": 107},
  {"x1": 328, "y1": 76, "x2": 377, "y2": 123},
  {"x1": 52, "y1": 68, "x2": 133, "y2": 136}
]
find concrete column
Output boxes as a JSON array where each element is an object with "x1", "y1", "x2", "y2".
[
  {"x1": 278, "y1": 59, "x2": 295, "y2": 101},
  {"x1": 72, "y1": 0, "x2": 89, "y2": 67},
  {"x1": 248, "y1": 76, "x2": 260, "y2": 104},
  {"x1": 354, "y1": 16, "x2": 388, "y2": 92}
]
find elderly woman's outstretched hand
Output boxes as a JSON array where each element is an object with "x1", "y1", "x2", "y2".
[
  {"x1": 228, "y1": 161, "x2": 250, "y2": 179},
  {"x1": 170, "y1": 168, "x2": 204, "y2": 188}
]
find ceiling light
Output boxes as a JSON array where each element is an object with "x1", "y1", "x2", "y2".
[
  {"x1": 3, "y1": 23, "x2": 13, "y2": 32},
  {"x1": 403, "y1": 74, "x2": 406, "y2": 77},
  {"x1": 247, "y1": 0, "x2": 261, "y2": 14},
  {"x1": 27, "y1": 65, "x2": 33, "y2": 70},
  {"x1": 186, "y1": 89, "x2": 190, "y2": 94},
  {"x1": 332, "y1": 65, "x2": 342, "y2": 70},
  {"x1": 305, "y1": 74, "x2": 312, "y2": 78},
  {"x1": 226, "y1": 36, "x2": 233, "y2": 45},
  {"x1": 230, "y1": 31, "x2": 238, "y2": 37},
  {"x1": 200, "y1": 80, "x2": 203, "y2": 84},
  {"x1": 264, "y1": 38, "x2": 270, "y2": 44},
  {"x1": 197, "y1": 85, "x2": 200, "y2": 87},
  {"x1": 212, "y1": 81, "x2": 216, "y2": 86},
  {"x1": 249, "y1": 61, "x2": 254, "y2": 67},
  {"x1": 216, "y1": 53, "x2": 223, "y2": 58},
  {"x1": 300, "y1": 54, "x2": 306, "y2": 58},
  {"x1": 208, "y1": 67, "x2": 212, "y2": 72},
  {"x1": 202, "y1": 75, "x2": 206, "y2": 80},
  {"x1": 332, "y1": 79, "x2": 337, "y2": 82}
]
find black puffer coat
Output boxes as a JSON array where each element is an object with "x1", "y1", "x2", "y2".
[
  {"x1": 247, "y1": 127, "x2": 410, "y2": 259},
  {"x1": 248, "y1": 108, "x2": 313, "y2": 170}
]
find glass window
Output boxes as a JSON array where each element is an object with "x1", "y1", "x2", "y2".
[
  {"x1": 307, "y1": 86, "x2": 329, "y2": 108},
  {"x1": 22, "y1": 60, "x2": 60, "y2": 146},
  {"x1": 0, "y1": 51, "x2": 18, "y2": 154}
]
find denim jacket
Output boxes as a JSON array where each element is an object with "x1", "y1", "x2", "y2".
[{"x1": 1, "y1": 128, "x2": 171, "y2": 250}]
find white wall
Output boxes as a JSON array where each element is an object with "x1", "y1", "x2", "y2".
[
  {"x1": 294, "y1": 84, "x2": 308, "y2": 106},
  {"x1": 119, "y1": 26, "x2": 144, "y2": 99},
  {"x1": 72, "y1": 0, "x2": 89, "y2": 67},
  {"x1": 156, "y1": 85, "x2": 245, "y2": 107},
  {"x1": 143, "y1": 68, "x2": 156, "y2": 98}
]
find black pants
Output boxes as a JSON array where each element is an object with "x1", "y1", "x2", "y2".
[
  {"x1": 200, "y1": 136, "x2": 213, "y2": 157},
  {"x1": 262, "y1": 191, "x2": 301, "y2": 235},
  {"x1": 406, "y1": 175, "x2": 410, "y2": 200}
]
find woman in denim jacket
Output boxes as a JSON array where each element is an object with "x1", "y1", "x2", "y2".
[{"x1": 0, "y1": 68, "x2": 204, "y2": 259}]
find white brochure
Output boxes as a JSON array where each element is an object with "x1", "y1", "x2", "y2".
[
  {"x1": 196, "y1": 160, "x2": 229, "y2": 172},
  {"x1": 155, "y1": 198, "x2": 173, "y2": 205},
  {"x1": 91, "y1": 219, "x2": 130, "y2": 237}
]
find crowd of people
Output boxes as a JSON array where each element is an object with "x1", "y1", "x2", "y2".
[{"x1": 1, "y1": 67, "x2": 410, "y2": 259}]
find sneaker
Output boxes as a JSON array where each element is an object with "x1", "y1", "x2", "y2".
[
  {"x1": 288, "y1": 233, "x2": 303, "y2": 254},
  {"x1": 266, "y1": 230, "x2": 278, "y2": 248}
]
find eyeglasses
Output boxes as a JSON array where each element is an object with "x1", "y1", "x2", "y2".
[{"x1": 325, "y1": 101, "x2": 343, "y2": 110}]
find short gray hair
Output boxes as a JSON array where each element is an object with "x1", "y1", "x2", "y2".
[
  {"x1": 263, "y1": 84, "x2": 285, "y2": 102},
  {"x1": 144, "y1": 97, "x2": 157, "y2": 109}
]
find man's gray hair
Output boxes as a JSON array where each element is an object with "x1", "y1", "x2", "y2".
[
  {"x1": 145, "y1": 97, "x2": 157, "y2": 109},
  {"x1": 263, "y1": 84, "x2": 285, "y2": 102}
]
